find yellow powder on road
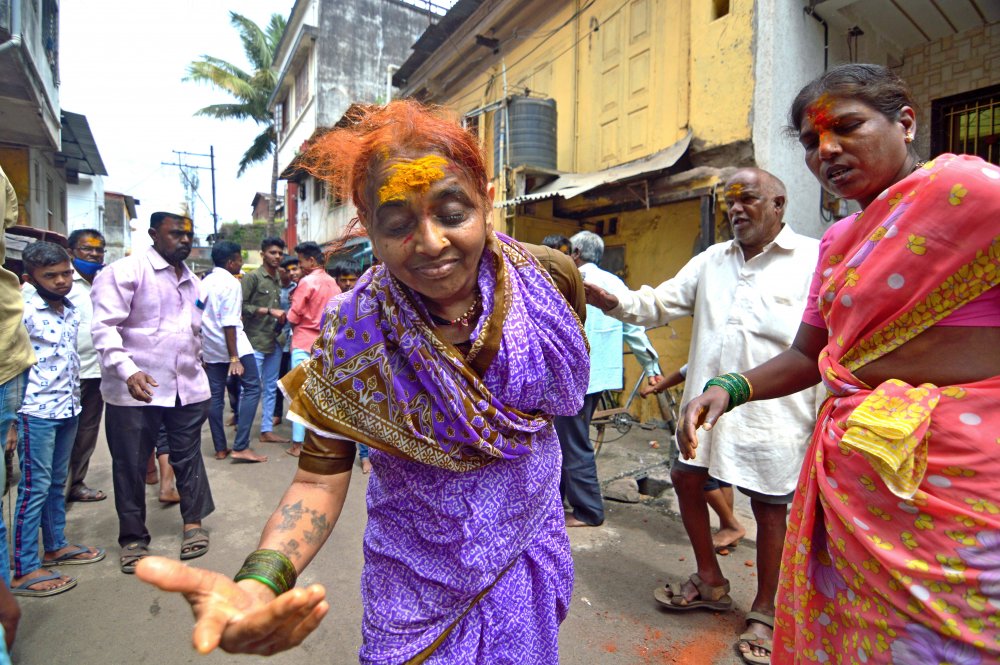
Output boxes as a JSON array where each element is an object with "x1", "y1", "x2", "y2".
[{"x1": 378, "y1": 155, "x2": 448, "y2": 204}]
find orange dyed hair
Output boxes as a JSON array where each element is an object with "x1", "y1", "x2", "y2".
[{"x1": 302, "y1": 100, "x2": 489, "y2": 231}]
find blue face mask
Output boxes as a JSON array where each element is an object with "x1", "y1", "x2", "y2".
[{"x1": 72, "y1": 257, "x2": 103, "y2": 278}]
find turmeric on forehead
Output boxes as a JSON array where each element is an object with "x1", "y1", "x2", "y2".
[
  {"x1": 378, "y1": 155, "x2": 449, "y2": 204},
  {"x1": 725, "y1": 183, "x2": 745, "y2": 199}
]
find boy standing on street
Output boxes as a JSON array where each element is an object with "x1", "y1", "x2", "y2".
[{"x1": 12, "y1": 242, "x2": 104, "y2": 597}]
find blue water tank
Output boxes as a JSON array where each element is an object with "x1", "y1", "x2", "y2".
[{"x1": 493, "y1": 96, "x2": 557, "y2": 171}]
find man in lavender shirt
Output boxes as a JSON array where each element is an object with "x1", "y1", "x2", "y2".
[{"x1": 91, "y1": 212, "x2": 214, "y2": 574}]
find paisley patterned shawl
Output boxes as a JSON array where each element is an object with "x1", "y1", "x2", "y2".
[
  {"x1": 774, "y1": 155, "x2": 1000, "y2": 663},
  {"x1": 282, "y1": 231, "x2": 589, "y2": 472}
]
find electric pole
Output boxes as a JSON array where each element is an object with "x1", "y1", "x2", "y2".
[{"x1": 162, "y1": 146, "x2": 219, "y2": 241}]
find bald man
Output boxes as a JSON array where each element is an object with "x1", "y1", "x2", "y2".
[{"x1": 585, "y1": 168, "x2": 821, "y2": 663}]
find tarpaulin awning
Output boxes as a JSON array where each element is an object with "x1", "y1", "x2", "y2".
[{"x1": 496, "y1": 130, "x2": 690, "y2": 207}]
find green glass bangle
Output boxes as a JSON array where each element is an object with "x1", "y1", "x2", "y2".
[
  {"x1": 704, "y1": 372, "x2": 753, "y2": 412},
  {"x1": 233, "y1": 572, "x2": 282, "y2": 596},
  {"x1": 234, "y1": 549, "x2": 297, "y2": 596}
]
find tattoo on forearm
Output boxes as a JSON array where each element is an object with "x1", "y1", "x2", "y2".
[
  {"x1": 282, "y1": 538, "x2": 301, "y2": 562},
  {"x1": 276, "y1": 501, "x2": 306, "y2": 531},
  {"x1": 304, "y1": 513, "x2": 332, "y2": 546},
  {"x1": 273, "y1": 499, "x2": 333, "y2": 548}
]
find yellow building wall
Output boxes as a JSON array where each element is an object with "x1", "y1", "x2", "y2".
[
  {"x1": 442, "y1": 0, "x2": 755, "y2": 179},
  {"x1": 587, "y1": 199, "x2": 702, "y2": 423},
  {"x1": 0, "y1": 146, "x2": 31, "y2": 225},
  {"x1": 688, "y1": 0, "x2": 755, "y2": 146}
]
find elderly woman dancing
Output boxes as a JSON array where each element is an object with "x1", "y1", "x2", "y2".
[
  {"x1": 681, "y1": 64, "x2": 1000, "y2": 664},
  {"x1": 136, "y1": 101, "x2": 590, "y2": 663}
]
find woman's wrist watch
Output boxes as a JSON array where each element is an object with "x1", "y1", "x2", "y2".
[{"x1": 229, "y1": 356, "x2": 240, "y2": 363}]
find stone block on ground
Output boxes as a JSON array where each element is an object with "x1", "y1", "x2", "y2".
[{"x1": 603, "y1": 477, "x2": 641, "y2": 503}]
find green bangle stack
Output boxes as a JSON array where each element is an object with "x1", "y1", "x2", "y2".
[
  {"x1": 234, "y1": 549, "x2": 298, "y2": 596},
  {"x1": 703, "y1": 372, "x2": 754, "y2": 412}
]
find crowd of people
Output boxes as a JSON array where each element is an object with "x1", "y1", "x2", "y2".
[{"x1": 0, "y1": 61, "x2": 996, "y2": 665}]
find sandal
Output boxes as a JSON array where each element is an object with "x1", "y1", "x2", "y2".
[
  {"x1": 180, "y1": 527, "x2": 210, "y2": 560},
  {"x1": 42, "y1": 544, "x2": 106, "y2": 567},
  {"x1": 120, "y1": 542, "x2": 149, "y2": 574},
  {"x1": 737, "y1": 611, "x2": 774, "y2": 665},
  {"x1": 654, "y1": 573, "x2": 733, "y2": 612},
  {"x1": 11, "y1": 570, "x2": 78, "y2": 597}
]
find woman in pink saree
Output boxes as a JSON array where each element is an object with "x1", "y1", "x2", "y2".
[{"x1": 681, "y1": 64, "x2": 1000, "y2": 664}]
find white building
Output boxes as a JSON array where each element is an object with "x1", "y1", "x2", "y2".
[{"x1": 269, "y1": 0, "x2": 440, "y2": 247}]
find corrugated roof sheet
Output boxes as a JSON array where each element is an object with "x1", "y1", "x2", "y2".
[{"x1": 496, "y1": 131, "x2": 691, "y2": 207}]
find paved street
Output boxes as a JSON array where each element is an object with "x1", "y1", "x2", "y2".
[{"x1": 10, "y1": 417, "x2": 759, "y2": 664}]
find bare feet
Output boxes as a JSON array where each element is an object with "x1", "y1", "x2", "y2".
[
  {"x1": 286, "y1": 443, "x2": 302, "y2": 457},
  {"x1": 361, "y1": 458, "x2": 372, "y2": 474},
  {"x1": 145, "y1": 454, "x2": 158, "y2": 484},
  {"x1": 231, "y1": 448, "x2": 268, "y2": 463},
  {"x1": 226, "y1": 415, "x2": 237, "y2": 428},
  {"x1": 259, "y1": 432, "x2": 290, "y2": 444},
  {"x1": 159, "y1": 485, "x2": 181, "y2": 504},
  {"x1": 272, "y1": 415, "x2": 282, "y2": 426},
  {"x1": 713, "y1": 525, "x2": 746, "y2": 555},
  {"x1": 214, "y1": 449, "x2": 231, "y2": 460},
  {"x1": 565, "y1": 515, "x2": 600, "y2": 528}
]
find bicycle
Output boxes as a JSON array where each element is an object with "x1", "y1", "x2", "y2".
[{"x1": 591, "y1": 375, "x2": 679, "y2": 456}]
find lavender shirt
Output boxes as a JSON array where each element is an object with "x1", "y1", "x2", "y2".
[{"x1": 90, "y1": 247, "x2": 210, "y2": 407}]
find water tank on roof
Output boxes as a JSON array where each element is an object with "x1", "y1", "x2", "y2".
[{"x1": 494, "y1": 96, "x2": 557, "y2": 171}]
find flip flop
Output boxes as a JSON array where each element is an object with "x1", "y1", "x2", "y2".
[
  {"x1": 42, "y1": 545, "x2": 106, "y2": 567},
  {"x1": 654, "y1": 573, "x2": 733, "y2": 612},
  {"x1": 180, "y1": 527, "x2": 210, "y2": 560},
  {"x1": 67, "y1": 487, "x2": 107, "y2": 502},
  {"x1": 737, "y1": 611, "x2": 774, "y2": 664},
  {"x1": 120, "y1": 542, "x2": 149, "y2": 574},
  {"x1": 12, "y1": 570, "x2": 78, "y2": 597}
]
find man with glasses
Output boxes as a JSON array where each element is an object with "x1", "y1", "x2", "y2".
[{"x1": 23, "y1": 229, "x2": 108, "y2": 503}]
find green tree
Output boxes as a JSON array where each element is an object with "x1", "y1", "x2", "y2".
[{"x1": 186, "y1": 11, "x2": 286, "y2": 234}]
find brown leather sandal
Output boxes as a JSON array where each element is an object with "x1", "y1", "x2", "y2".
[{"x1": 654, "y1": 573, "x2": 733, "y2": 611}]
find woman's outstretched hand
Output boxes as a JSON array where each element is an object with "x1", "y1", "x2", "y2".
[
  {"x1": 135, "y1": 556, "x2": 329, "y2": 656},
  {"x1": 677, "y1": 386, "x2": 731, "y2": 460}
]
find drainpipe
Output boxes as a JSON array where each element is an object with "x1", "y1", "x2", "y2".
[
  {"x1": 385, "y1": 64, "x2": 399, "y2": 103},
  {"x1": 0, "y1": 0, "x2": 23, "y2": 56},
  {"x1": 803, "y1": 6, "x2": 829, "y2": 71}
]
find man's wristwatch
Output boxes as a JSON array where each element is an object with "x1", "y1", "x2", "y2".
[{"x1": 229, "y1": 356, "x2": 240, "y2": 363}]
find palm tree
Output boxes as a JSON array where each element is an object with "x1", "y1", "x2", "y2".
[{"x1": 186, "y1": 11, "x2": 287, "y2": 234}]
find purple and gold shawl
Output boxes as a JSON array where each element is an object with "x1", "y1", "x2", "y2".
[{"x1": 282, "y1": 231, "x2": 589, "y2": 472}]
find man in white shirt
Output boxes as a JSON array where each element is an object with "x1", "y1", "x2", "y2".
[
  {"x1": 586, "y1": 169, "x2": 821, "y2": 663},
  {"x1": 199, "y1": 241, "x2": 266, "y2": 463}
]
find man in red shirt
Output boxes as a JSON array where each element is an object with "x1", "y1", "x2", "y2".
[{"x1": 285, "y1": 241, "x2": 340, "y2": 457}]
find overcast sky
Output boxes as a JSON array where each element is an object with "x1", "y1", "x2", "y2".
[{"x1": 60, "y1": 1, "x2": 292, "y2": 241}]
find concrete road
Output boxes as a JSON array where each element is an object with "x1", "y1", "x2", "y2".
[{"x1": 9, "y1": 419, "x2": 759, "y2": 665}]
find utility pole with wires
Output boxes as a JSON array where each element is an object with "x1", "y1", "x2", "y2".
[{"x1": 162, "y1": 146, "x2": 219, "y2": 241}]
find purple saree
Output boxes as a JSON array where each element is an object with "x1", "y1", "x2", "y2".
[{"x1": 283, "y1": 233, "x2": 590, "y2": 663}]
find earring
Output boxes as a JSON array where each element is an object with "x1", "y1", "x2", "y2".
[{"x1": 904, "y1": 132, "x2": 914, "y2": 143}]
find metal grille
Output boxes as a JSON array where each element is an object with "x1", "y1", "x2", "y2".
[{"x1": 934, "y1": 86, "x2": 1000, "y2": 166}]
